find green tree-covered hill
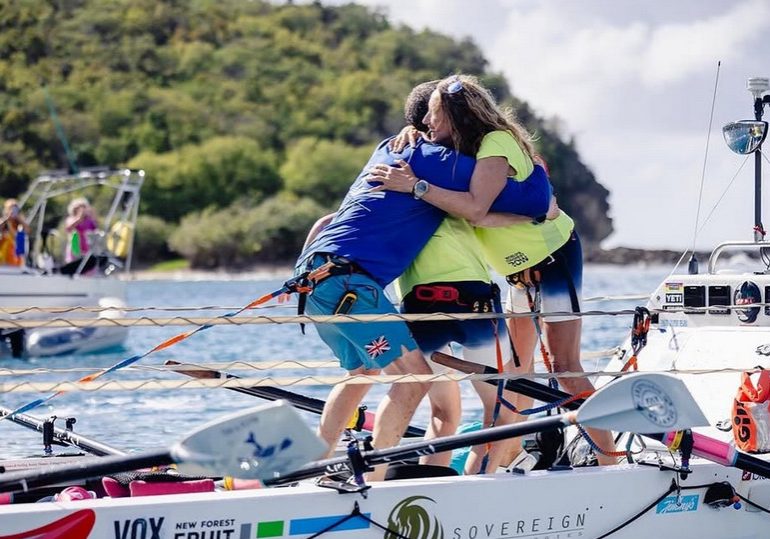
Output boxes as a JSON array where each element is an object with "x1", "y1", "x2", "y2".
[{"x1": 0, "y1": 0, "x2": 612, "y2": 268}]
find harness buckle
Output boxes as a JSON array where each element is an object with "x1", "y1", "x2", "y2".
[
  {"x1": 414, "y1": 285, "x2": 461, "y2": 303},
  {"x1": 506, "y1": 268, "x2": 541, "y2": 289}
]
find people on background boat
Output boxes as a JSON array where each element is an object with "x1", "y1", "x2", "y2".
[
  {"x1": 297, "y1": 82, "x2": 550, "y2": 480},
  {"x1": 391, "y1": 80, "x2": 556, "y2": 474},
  {"x1": 367, "y1": 73, "x2": 618, "y2": 466},
  {"x1": 64, "y1": 197, "x2": 98, "y2": 263},
  {"x1": 0, "y1": 198, "x2": 29, "y2": 266}
]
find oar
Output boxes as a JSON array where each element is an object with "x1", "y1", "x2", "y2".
[
  {"x1": 0, "y1": 401, "x2": 327, "y2": 494},
  {"x1": 163, "y1": 360, "x2": 427, "y2": 438},
  {"x1": 0, "y1": 406, "x2": 123, "y2": 457},
  {"x1": 264, "y1": 372, "x2": 708, "y2": 486},
  {"x1": 432, "y1": 351, "x2": 770, "y2": 480}
]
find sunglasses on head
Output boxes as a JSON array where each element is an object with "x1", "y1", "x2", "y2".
[{"x1": 446, "y1": 76, "x2": 463, "y2": 95}]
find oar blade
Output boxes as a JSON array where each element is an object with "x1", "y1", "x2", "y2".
[
  {"x1": 577, "y1": 373, "x2": 709, "y2": 433},
  {"x1": 173, "y1": 401, "x2": 327, "y2": 480}
]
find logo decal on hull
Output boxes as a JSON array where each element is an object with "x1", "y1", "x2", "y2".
[
  {"x1": 0, "y1": 509, "x2": 95, "y2": 539},
  {"x1": 631, "y1": 379, "x2": 677, "y2": 428},
  {"x1": 385, "y1": 496, "x2": 443, "y2": 539},
  {"x1": 656, "y1": 494, "x2": 699, "y2": 514}
]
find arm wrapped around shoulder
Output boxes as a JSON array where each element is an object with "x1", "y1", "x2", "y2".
[{"x1": 488, "y1": 164, "x2": 553, "y2": 218}]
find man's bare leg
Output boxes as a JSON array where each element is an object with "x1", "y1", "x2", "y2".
[
  {"x1": 317, "y1": 366, "x2": 375, "y2": 457},
  {"x1": 421, "y1": 381, "x2": 461, "y2": 466},
  {"x1": 544, "y1": 318, "x2": 617, "y2": 465},
  {"x1": 500, "y1": 316, "x2": 537, "y2": 467},
  {"x1": 464, "y1": 378, "x2": 520, "y2": 474},
  {"x1": 368, "y1": 346, "x2": 432, "y2": 481}
]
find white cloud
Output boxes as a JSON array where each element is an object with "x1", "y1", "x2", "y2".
[{"x1": 300, "y1": 0, "x2": 770, "y2": 248}]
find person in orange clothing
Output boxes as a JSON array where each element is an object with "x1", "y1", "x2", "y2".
[{"x1": 0, "y1": 199, "x2": 29, "y2": 266}]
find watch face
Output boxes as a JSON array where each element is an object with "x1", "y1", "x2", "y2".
[{"x1": 414, "y1": 180, "x2": 428, "y2": 198}]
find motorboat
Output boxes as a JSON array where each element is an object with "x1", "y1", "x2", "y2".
[{"x1": 0, "y1": 167, "x2": 143, "y2": 357}]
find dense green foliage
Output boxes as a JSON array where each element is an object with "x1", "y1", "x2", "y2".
[{"x1": 0, "y1": 0, "x2": 612, "y2": 268}]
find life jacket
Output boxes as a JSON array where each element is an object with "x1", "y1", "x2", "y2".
[
  {"x1": 106, "y1": 220, "x2": 133, "y2": 258},
  {"x1": 0, "y1": 231, "x2": 21, "y2": 266},
  {"x1": 732, "y1": 370, "x2": 770, "y2": 453}
]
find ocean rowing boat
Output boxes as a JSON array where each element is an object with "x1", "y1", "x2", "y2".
[
  {"x1": 3, "y1": 78, "x2": 770, "y2": 539},
  {"x1": 0, "y1": 373, "x2": 739, "y2": 539}
]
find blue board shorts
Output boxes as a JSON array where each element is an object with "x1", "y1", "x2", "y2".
[
  {"x1": 302, "y1": 254, "x2": 417, "y2": 371},
  {"x1": 505, "y1": 231, "x2": 583, "y2": 322},
  {"x1": 401, "y1": 281, "x2": 512, "y2": 369}
]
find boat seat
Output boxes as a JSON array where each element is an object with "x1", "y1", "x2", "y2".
[{"x1": 384, "y1": 463, "x2": 458, "y2": 481}]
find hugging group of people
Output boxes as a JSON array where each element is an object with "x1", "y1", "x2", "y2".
[{"x1": 295, "y1": 74, "x2": 615, "y2": 481}]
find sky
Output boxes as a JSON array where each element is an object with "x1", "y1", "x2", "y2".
[{"x1": 311, "y1": 0, "x2": 770, "y2": 250}]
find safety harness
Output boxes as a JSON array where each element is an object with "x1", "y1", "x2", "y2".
[
  {"x1": 401, "y1": 281, "x2": 498, "y2": 314},
  {"x1": 293, "y1": 254, "x2": 371, "y2": 333},
  {"x1": 505, "y1": 253, "x2": 631, "y2": 461}
]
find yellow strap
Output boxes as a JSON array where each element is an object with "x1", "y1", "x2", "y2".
[
  {"x1": 223, "y1": 476, "x2": 234, "y2": 491},
  {"x1": 345, "y1": 408, "x2": 361, "y2": 429},
  {"x1": 667, "y1": 431, "x2": 684, "y2": 451}
]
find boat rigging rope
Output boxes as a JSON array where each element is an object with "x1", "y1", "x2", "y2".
[
  {"x1": 305, "y1": 501, "x2": 411, "y2": 539},
  {"x1": 597, "y1": 479, "x2": 770, "y2": 538},
  {"x1": 689, "y1": 61, "x2": 722, "y2": 259},
  {"x1": 619, "y1": 307, "x2": 651, "y2": 372},
  {"x1": 0, "y1": 350, "x2": 623, "y2": 377},
  {"x1": 2, "y1": 300, "x2": 770, "y2": 329},
  {"x1": 0, "y1": 365, "x2": 765, "y2": 394},
  {"x1": 0, "y1": 292, "x2": 649, "y2": 316}
]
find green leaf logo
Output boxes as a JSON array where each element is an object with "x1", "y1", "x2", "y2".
[{"x1": 384, "y1": 495, "x2": 443, "y2": 539}]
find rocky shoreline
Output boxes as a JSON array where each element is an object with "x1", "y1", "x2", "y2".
[
  {"x1": 128, "y1": 247, "x2": 704, "y2": 280},
  {"x1": 584, "y1": 246, "x2": 703, "y2": 266}
]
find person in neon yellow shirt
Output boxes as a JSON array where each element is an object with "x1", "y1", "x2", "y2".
[
  {"x1": 368, "y1": 74, "x2": 617, "y2": 466},
  {"x1": 395, "y1": 81, "x2": 524, "y2": 474}
]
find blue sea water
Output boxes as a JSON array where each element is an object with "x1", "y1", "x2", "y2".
[{"x1": 0, "y1": 264, "x2": 671, "y2": 459}]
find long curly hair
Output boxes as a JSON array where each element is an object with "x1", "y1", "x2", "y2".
[{"x1": 436, "y1": 74, "x2": 535, "y2": 160}]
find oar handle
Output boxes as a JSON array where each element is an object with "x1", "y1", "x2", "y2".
[
  {"x1": 265, "y1": 414, "x2": 572, "y2": 486},
  {"x1": 0, "y1": 449, "x2": 173, "y2": 494}
]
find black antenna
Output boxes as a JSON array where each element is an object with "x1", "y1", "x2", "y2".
[
  {"x1": 43, "y1": 86, "x2": 79, "y2": 174},
  {"x1": 747, "y1": 78, "x2": 770, "y2": 242}
]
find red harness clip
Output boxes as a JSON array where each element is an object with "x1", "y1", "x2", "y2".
[{"x1": 414, "y1": 285, "x2": 461, "y2": 303}]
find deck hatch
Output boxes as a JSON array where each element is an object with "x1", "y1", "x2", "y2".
[
  {"x1": 708, "y1": 285, "x2": 731, "y2": 314},
  {"x1": 684, "y1": 285, "x2": 706, "y2": 314}
]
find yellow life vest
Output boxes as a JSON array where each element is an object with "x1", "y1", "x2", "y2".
[{"x1": 106, "y1": 220, "x2": 133, "y2": 258}]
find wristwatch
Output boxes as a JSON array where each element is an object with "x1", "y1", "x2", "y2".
[{"x1": 412, "y1": 179, "x2": 430, "y2": 200}]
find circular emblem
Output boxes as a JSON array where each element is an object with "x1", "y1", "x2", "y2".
[
  {"x1": 734, "y1": 281, "x2": 761, "y2": 324},
  {"x1": 631, "y1": 379, "x2": 677, "y2": 428},
  {"x1": 385, "y1": 496, "x2": 443, "y2": 539}
]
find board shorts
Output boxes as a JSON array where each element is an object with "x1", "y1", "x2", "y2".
[
  {"x1": 505, "y1": 231, "x2": 583, "y2": 323},
  {"x1": 401, "y1": 280, "x2": 513, "y2": 370},
  {"x1": 302, "y1": 253, "x2": 417, "y2": 371}
]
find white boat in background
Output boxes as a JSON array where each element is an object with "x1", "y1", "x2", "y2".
[{"x1": 0, "y1": 167, "x2": 143, "y2": 357}]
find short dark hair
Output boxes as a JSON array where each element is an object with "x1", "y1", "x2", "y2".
[{"x1": 404, "y1": 80, "x2": 439, "y2": 132}]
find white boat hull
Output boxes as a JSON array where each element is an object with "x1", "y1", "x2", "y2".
[
  {"x1": 603, "y1": 272, "x2": 770, "y2": 443},
  {"x1": 0, "y1": 459, "x2": 766, "y2": 538},
  {"x1": 0, "y1": 270, "x2": 125, "y2": 309},
  {"x1": 0, "y1": 271, "x2": 128, "y2": 357}
]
